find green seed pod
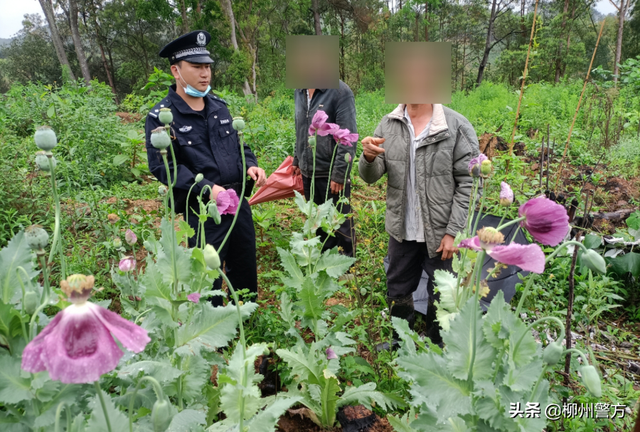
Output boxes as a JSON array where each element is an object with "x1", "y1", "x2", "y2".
[
  {"x1": 232, "y1": 117, "x2": 245, "y2": 131},
  {"x1": 34, "y1": 126, "x2": 57, "y2": 151},
  {"x1": 481, "y1": 159, "x2": 492, "y2": 177},
  {"x1": 344, "y1": 153, "x2": 352, "y2": 164},
  {"x1": 35, "y1": 151, "x2": 56, "y2": 171},
  {"x1": 208, "y1": 202, "x2": 221, "y2": 225},
  {"x1": 581, "y1": 249, "x2": 606, "y2": 274},
  {"x1": 543, "y1": 341, "x2": 563, "y2": 365},
  {"x1": 151, "y1": 398, "x2": 174, "y2": 432},
  {"x1": 112, "y1": 237, "x2": 122, "y2": 248},
  {"x1": 25, "y1": 225, "x2": 49, "y2": 251},
  {"x1": 195, "y1": 173, "x2": 204, "y2": 183},
  {"x1": 580, "y1": 365, "x2": 602, "y2": 398},
  {"x1": 24, "y1": 291, "x2": 39, "y2": 315},
  {"x1": 308, "y1": 135, "x2": 316, "y2": 147},
  {"x1": 203, "y1": 244, "x2": 221, "y2": 269},
  {"x1": 150, "y1": 127, "x2": 171, "y2": 150},
  {"x1": 158, "y1": 108, "x2": 173, "y2": 125},
  {"x1": 158, "y1": 185, "x2": 167, "y2": 196}
]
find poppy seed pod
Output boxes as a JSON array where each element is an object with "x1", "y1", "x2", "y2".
[
  {"x1": 203, "y1": 244, "x2": 221, "y2": 269},
  {"x1": 580, "y1": 365, "x2": 602, "y2": 398},
  {"x1": 477, "y1": 227, "x2": 505, "y2": 250},
  {"x1": 35, "y1": 151, "x2": 56, "y2": 171},
  {"x1": 150, "y1": 127, "x2": 171, "y2": 150},
  {"x1": 25, "y1": 225, "x2": 49, "y2": 251},
  {"x1": 195, "y1": 173, "x2": 204, "y2": 183},
  {"x1": 113, "y1": 237, "x2": 122, "y2": 248},
  {"x1": 24, "y1": 291, "x2": 39, "y2": 315},
  {"x1": 232, "y1": 117, "x2": 245, "y2": 131},
  {"x1": 158, "y1": 108, "x2": 173, "y2": 125},
  {"x1": 543, "y1": 341, "x2": 563, "y2": 365},
  {"x1": 158, "y1": 185, "x2": 167, "y2": 196},
  {"x1": 581, "y1": 249, "x2": 607, "y2": 274},
  {"x1": 34, "y1": 126, "x2": 57, "y2": 151},
  {"x1": 308, "y1": 135, "x2": 316, "y2": 147},
  {"x1": 481, "y1": 159, "x2": 492, "y2": 177},
  {"x1": 345, "y1": 153, "x2": 352, "y2": 164}
]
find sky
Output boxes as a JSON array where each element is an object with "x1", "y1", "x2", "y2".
[{"x1": 0, "y1": 0, "x2": 622, "y2": 39}]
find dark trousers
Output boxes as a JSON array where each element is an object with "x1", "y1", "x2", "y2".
[
  {"x1": 302, "y1": 175, "x2": 355, "y2": 257},
  {"x1": 386, "y1": 236, "x2": 453, "y2": 343},
  {"x1": 187, "y1": 199, "x2": 258, "y2": 306}
]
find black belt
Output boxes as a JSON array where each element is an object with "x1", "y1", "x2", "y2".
[{"x1": 221, "y1": 178, "x2": 254, "y2": 198}]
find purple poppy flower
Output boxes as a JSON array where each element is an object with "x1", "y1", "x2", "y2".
[
  {"x1": 459, "y1": 236, "x2": 545, "y2": 273},
  {"x1": 21, "y1": 275, "x2": 150, "y2": 384},
  {"x1": 468, "y1": 154, "x2": 488, "y2": 177},
  {"x1": 216, "y1": 189, "x2": 240, "y2": 216},
  {"x1": 333, "y1": 128, "x2": 359, "y2": 147},
  {"x1": 119, "y1": 256, "x2": 136, "y2": 272},
  {"x1": 187, "y1": 293, "x2": 201, "y2": 303},
  {"x1": 519, "y1": 197, "x2": 570, "y2": 246},
  {"x1": 326, "y1": 347, "x2": 338, "y2": 360},
  {"x1": 125, "y1": 229, "x2": 137, "y2": 246},
  {"x1": 308, "y1": 111, "x2": 340, "y2": 137},
  {"x1": 500, "y1": 182, "x2": 514, "y2": 206}
]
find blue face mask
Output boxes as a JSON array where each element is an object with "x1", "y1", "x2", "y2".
[{"x1": 177, "y1": 67, "x2": 211, "y2": 98}]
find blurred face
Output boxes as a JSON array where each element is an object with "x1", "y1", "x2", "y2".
[
  {"x1": 385, "y1": 42, "x2": 452, "y2": 104},
  {"x1": 171, "y1": 61, "x2": 211, "y2": 92},
  {"x1": 286, "y1": 35, "x2": 339, "y2": 89}
]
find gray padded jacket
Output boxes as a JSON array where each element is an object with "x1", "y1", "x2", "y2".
[{"x1": 358, "y1": 103, "x2": 479, "y2": 258}]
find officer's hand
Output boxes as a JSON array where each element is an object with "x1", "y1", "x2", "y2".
[
  {"x1": 210, "y1": 185, "x2": 226, "y2": 202},
  {"x1": 330, "y1": 181, "x2": 344, "y2": 195},
  {"x1": 292, "y1": 166, "x2": 301, "y2": 176},
  {"x1": 436, "y1": 234, "x2": 458, "y2": 261},
  {"x1": 247, "y1": 166, "x2": 267, "y2": 187},
  {"x1": 362, "y1": 137, "x2": 386, "y2": 163}
]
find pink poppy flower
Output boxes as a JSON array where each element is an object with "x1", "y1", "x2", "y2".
[
  {"x1": 326, "y1": 347, "x2": 338, "y2": 360},
  {"x1": 519, "y1": 197, "x2": 570, "y2": 246},
  {"x1": 125, "y1": 229, "x2": 137, "y2": 246},
  {"x1": 459, "y1": 236, "x2": 545, "y2": 273},
  {"x1": 21, "y1": 275, "x2": 150, "y2": 383},
  {"x1": 216, "y1": 189, "x2": 240, "y2": 216},
  {"x1": 468, "y1": 154, "x2": 488, "y2": 177},
  {"x1": 333, "y1": 128, "x2": 359, "y2": 147},
  {"x1": 308, "y1": 111, "x2": 340, "y2": 137},
  {"x1": 187, "y1": 293, "x2": 201, "y2": 303},
  {"x1": 499, "y1": 182, "x2": 514, "y2": 206},
  {"x1": 119, "y1": 256, "x2": 136, "y2": 272}
]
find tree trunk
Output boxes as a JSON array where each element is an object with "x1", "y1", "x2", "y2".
[
  {"x1": 68, "y1": 0, "x2": 91, "y2": 84},
  {"x1": 219, "y1": 0, "x2": 252, "y2": 96},
  {"x1": 613, "y1": 0, "x2": 630, "y2": 84},
  {"x1": 425, "y1": 1, "x2": 429, "y2": 41},
  {"x1": 476, "y1": 0, "x2": 497, "y2": 85},
  {"x1": 554, "y1": 0, "x2": 571, "y2": 83},
  {"x1": 312, "y1": 0, "x2": 322, "y2": 35},
  {"x1": 38, "y1": 0, "x2": 76, "y2": 81},
  {"x1": 180, "y1": 0, "x2": 190, "y2": 33}
]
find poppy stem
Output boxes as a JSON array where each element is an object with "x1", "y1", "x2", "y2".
[
  {"x1": 495, "y1": 216, "x2": 526, "y2": 231},
  {"x1": 94, "y1": 382, "x2": 113, "y2": 432},
  {"x1": 218, "y1": 130, "x2": 247, "y2": 253}
]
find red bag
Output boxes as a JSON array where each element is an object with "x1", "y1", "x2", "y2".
[{"x1": 248, "y1": 156, "x2": 304, "y2": 205}]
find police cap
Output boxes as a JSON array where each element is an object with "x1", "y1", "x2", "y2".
[{"x1": 159, "y1": 30, "x2": 214, "y2": 65}]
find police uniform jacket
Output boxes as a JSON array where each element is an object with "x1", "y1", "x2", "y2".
[{"x1": 145, "y1": 85, "x2": 258, "y2": 214}]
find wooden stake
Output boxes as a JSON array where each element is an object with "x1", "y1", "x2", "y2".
[
  {"x1": 554, "y1": 19, "x2": 606, "y2": 192},
  {"x1": 508, "y1": 0, "x2": 540, "y2": 158}
]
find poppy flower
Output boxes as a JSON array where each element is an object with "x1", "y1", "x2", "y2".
[
  {"x1": 468, "y1": 154, "x2": 488, "y2": 177},
  {"x1": 458, "y1": 236, "x2": 545, "y2": 273},
  {"x1": 21, "y1": 274, "x2": 150, "y2": 383},
  {"x1": 308, "y1": 111, "x2": 340, "y2": 137},
  {"x1": 125, "y1": 229, "x2": 137, "y2": 246},
  {"x1": 187, "y1": 293, "x2": 201, "y2": 303},
  {"x1": 216, "y1": 189, "x2": 240, "y2": 216},
  {"x1": 119, "y1": 256, "x2": 136, "y2": 272},
  {"x1": 333, "y1": 128, "x2": 359, "y2": 147},
  {"x1": 326, "y1": 347, "x2": 338, "y2": 360},
  {"x1": 519, "y1": 197, "x2": 570, "y2": 246},
  {"x1": 499, "y1": 182, "x2": 514, "y2": 206}
]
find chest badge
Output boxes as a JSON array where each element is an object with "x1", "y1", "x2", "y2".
[
  {"x1": 219, "y1": 118, "x2": 230, "y2": 125},
  {"x1": 179, "y1": 125, "x2": 192, "y2": 133}
]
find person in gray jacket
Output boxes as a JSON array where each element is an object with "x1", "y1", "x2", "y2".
[
  {"x1": 359, "y1": 102, "x2": 479, "y2": 347},
  {"x1": 293, "y1": 80, "x2": 357, "y2": 257}
]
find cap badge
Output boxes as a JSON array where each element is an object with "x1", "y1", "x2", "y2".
[{"x1": 196, "y1": 32, "x2": 206, "y2": 46}]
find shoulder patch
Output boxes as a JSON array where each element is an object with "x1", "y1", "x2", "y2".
[
  {"x1": 148, "y1": 112, "x2": 158, "y2": 118},
  {"x1": 212, "y1": 94, "x2": 227, "y2": 105}
]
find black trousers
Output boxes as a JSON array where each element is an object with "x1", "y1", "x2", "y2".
[
  {"x1": 386, "y1": 236, "x2": 453, "y2": 341},
  {"x1": 302, "y1": 175, "x2": 355, "y2": 257},
  {"x1": 187, "y1": 198, "x2": 258, "y2": 306}
]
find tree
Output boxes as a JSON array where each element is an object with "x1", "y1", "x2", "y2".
[
  {"x1": 612, "y1": 0, "x2": 633, "y2": 84},
  {"x1": 477, "y1": 0, "x2": 517, "y2": 84},
  {"x1": 219, "y1": 0, "x2": 253, "y2": 97},
  {"x1": 65, "y1": 0, "x2": 92, "y2": 84},
  {"x1": 37, "y1": 0, "x2": 76, "y2": 81}
]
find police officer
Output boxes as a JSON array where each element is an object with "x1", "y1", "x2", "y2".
[{"x1": 145, "y1": 30, "x2": 267, "y2": 306}]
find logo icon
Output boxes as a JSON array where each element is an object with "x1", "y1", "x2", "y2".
[
  {"x1": 196, "y1": 32, "x2": 206, "y2": 47},
  {"x1": 179, "y1": 125, "x2": 192, "y2": 133}
]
